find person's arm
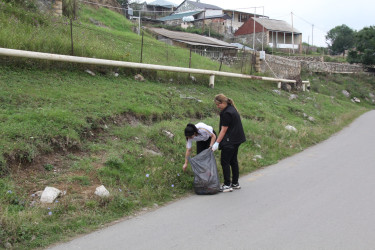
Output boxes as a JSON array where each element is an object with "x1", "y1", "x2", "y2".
[
  {"x1": 212, "y1": 126, "x2": 228, "y2": 151},
  {"x1": 209, "y1": 132, "x2": 217, "y2": 147},
  {"x1": 216, "y1": 126, "x2": 228, "y2": 144},
  {"x1": 183, "y1": 147, "x2": 192, "y2": 172}
]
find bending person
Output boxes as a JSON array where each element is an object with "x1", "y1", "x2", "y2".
[{"x1": 183, "y1": 122, "x2": 216, "y2": 172}]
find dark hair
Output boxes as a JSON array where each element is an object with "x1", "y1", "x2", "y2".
[{"x1": 184, "y1": 123, "x2": 200, "y2": 137}]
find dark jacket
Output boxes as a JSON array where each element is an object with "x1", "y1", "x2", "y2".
[{"x1": 219, "y1": 105, "x2": 246, "y2": 149}]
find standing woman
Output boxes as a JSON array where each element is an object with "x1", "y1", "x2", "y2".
[
  {"x1": 212, "y1": 94, "x2": 246, "y2": 192},
  {"x1": 183, "y1": 122, "x2": 216, "y2": 172}
]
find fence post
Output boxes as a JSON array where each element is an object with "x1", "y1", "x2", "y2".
[
  {"x1": 240, "y1": 47, "x2": 245, "y2": 73},
  {"x1": 209, "y1": 74, "x2": 215, "y2": 88},
  {"x1": 140, "y1": 31, "x2": 144, "y2": 63},
  {"x1": 188, "y1": 48, "x2": 192, "y2": 78},
  {"x1": 219, "y1": 56, "x2": 223, "y2": 71}
]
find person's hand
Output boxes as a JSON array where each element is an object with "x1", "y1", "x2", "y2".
[
  {"x1": 182, "y1": 163, "x2": 188, "y2": 172},
  {"x1": 211, "y1": 142, "x2": 219, "y2": 152}
]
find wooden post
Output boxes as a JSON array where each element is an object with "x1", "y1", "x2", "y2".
[
  {"x1": 278, "y1": 82, "x2": 281, "y2": 89},
  {"x1": 209, "y1": 75, "x2": 215, "y2": 88}
]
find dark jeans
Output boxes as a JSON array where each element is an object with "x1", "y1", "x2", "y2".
[
  {"x1": 220, "y1": 144, "x2": 241, "y2": 186},
  {"x1": 196, "y1": 130, "x2": 217, "y2": 154}
]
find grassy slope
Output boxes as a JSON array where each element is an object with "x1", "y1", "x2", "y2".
[{"x1": 1, "y1": 2, "x2": 375, "y2": 249}]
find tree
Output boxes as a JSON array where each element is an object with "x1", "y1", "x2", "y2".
[
  {"x1": 326, "y1": 24, "x2": 355, "y2": 56},
  {"x1": 63, "y1": 0, "x2": 78, "y2": 55},
  {"x1": 347, "y1": 26, "x2": 375, "y2": 66}
]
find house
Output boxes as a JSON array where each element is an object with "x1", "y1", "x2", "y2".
[
  {"x1": 146, "y1": 0, "x2": 177, "y2": 19},
  {"x1": 147, "y1": 27, "x2": 238, "y2": 58},
  {"x1": 234, "y1": 17, "x2": 302, "y2": 52},
  {"x1": 160, "y1": 0, "x2": 231, "y2": 35},
  {"x1": 223, "y1": 10, "x2": 268, "y2": 34},
  {"x1": 129, "y1": 0, "x2": 176, "y2": 20}
]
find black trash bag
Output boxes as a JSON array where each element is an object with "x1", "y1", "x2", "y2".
[{"x1": 188, "y1": 148, "x2": 220, "y2": 195}]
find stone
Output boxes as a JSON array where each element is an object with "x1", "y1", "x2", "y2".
[
  {"x1": 179, "y1": 94, "x2": 202, "y2": 103},
  {"x1": 85, "y1": 69, "x2": 95, "y2": 76},
  {"x1": 281, "y1": 83, "x2": 291, "y2": 92},
  {"x1": 285, "y1": 125, "x2": 297, "y2": 132},
  {"x1": 272, "y1": 89, "x2": 281, "y2": 95},
  {"x1": 352, "y1": 97, "x2": 360, "y2": 103},
  {"x1": 308, "y1": 116, "x2": 315, "y2": 122},
  {"x1": 134, "y1": 74, "x2": 145, "y2": 82},
  {"x1": 162, "y1": 130, "x2": 174, "y2": 139},
  {"x1": 40, "y1": 187, "x2": 61, "y2": 203},
  {"x1": 252, "y1": 155, "x2": 263, "y2": 161},
  {"x1": 369, "y1": 93, "x2": 375, "y2": 98},
  {"x1": 342, "y1": 90, "x2": 350, "y2": 98},
  {"x1": 94, "y1": 185, "x2": 110, "y2": 198},
  {"x1": 4, "y1": 242, "x2": 12, "y2": 249},
  {"x1": 189, "y1": 76, "x2": 196, "y2": 82},
  {"x1": 144, "y1": 149, "x2": 162, "y2": 156},
  {"x1": 289, "y1": 94, "x2": 298, "y2": 100}
]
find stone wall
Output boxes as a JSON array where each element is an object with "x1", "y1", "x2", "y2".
[
  {"x1": 260, "y1": 54, "x2": 301, "y2": 78},
  {"x1": 285, "y1": 56, "x2": 324, "y2": 62},
  {"x1": 234, "y1": 33, "x2": 267, "y2": 50},
  {"x1": 301, "y1": 61, "x2": 364, "y2": 73}
]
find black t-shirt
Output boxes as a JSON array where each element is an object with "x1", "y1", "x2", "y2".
[{"x1": 219, "y1": 105, "x2": 246, "y2": 148}]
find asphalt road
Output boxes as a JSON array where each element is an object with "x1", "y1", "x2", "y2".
[{"x1": 50, "y1": 110, "x2": 375, "y2": 250}]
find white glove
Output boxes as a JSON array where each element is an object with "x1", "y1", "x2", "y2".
[{"x1": 211, "y1": 142, "x2": 219, "y2": 151}]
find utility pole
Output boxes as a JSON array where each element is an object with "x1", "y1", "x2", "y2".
[
  {"x1": 291, "y1": 12, "x2": 294, "y2": 54},
  {"x1": 138, "y1": 10, "x2": 141, "y2": 36},
  {"x1": 312, "y1": 24, "x2": 314, "y2": 47},
  {"x1": 261, "y1": 6, "x2": 264, "y2": 51},
  {"x1": 253, "y1": 7, "x2": 256, "y2": 50},
  {"x1": 202, "y1": 9, "x2": 206, "y2": 34}
]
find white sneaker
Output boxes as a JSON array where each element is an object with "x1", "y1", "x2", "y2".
[
  {"x1": 220, "y1": 184, "x2": 233, "y2": 192},
  {"x1": 231, "y1": 183, "x2": 241, "y2": 189}
]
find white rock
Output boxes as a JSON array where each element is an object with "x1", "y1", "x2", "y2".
[
  {"x1": 134, "y1": 74, "x2": 145, "y2": 82},
  {"x1": 85, "y1": 69, "x2": 95, "y2": 76},
  {"x1": 369, "y1": 93, "x2": 374, "y2": 98},
  {"x1": 95, "y1": 185, "x2": 110, "y2": 197},
  {"x1": 272, "y1": 89, "x2": 281, "y2": 95},
  {"x1": 289, "y1": 94, "x2": 298, "y2": 100},
  {"x1": 162, "y1": 130, "x2": 174, "y2": 139},
  {"x1": 40, "y1": 187, "x2": 61, "y2": 203},
  {"x1": 342, "y1": 90, "x2": 350, "y2": 98},
  {"x1": 252, "y1": 155, "x2": 263, "y2": 161},
  {"x1": 285, "y1": 125, "x2": 297, "y2": 132},
  {"x1": 352, "y1": 97, "x2": 360, "y2": 103},
  {"x1": 308, "y1": 116, "x2": 315, "y2": 122}
]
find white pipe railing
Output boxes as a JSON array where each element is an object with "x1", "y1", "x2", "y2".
[{"x1": 0, "y1": 48, "x2": 309, "y2": 89}]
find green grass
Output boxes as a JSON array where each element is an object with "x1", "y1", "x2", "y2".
[{"x1": 1, "y1": 1, "x2": 375, "y2": 249}]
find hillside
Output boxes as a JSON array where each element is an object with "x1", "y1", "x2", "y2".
[{"x1": 1, "y1": 2, "x2": 375, "y2": 249}]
